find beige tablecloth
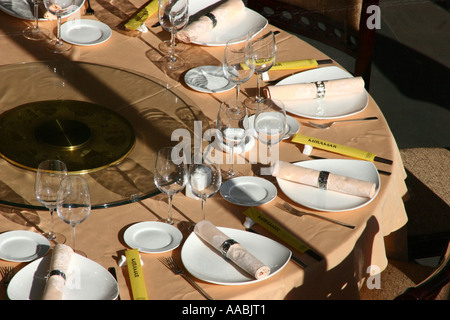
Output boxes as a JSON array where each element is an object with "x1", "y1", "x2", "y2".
[{"x1": 0, "y1": 0, "x2": 408, "y2": 300}]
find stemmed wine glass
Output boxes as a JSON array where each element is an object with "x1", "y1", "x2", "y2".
[
  {"x1": 43, "y1": 0, "x2": 75, "y2": 53},
  {"x1": 57, "y1": 175, "x2": 91, "y2": 256},
  {"x1": 222, "y1": 38, "x2": 256, "y2": 101},
  {"x1": 188, "y1": 160, "x2": 221, "y2": 221},
  {"x1": 35, "y1": 159, "x2": 68, "y2": 242},
  {"x1": 154, "y1": 146, "x2": 187, "y2": 227},
  {"x1": 254, "y1": 99, "x2": 287, "y2": 166},
  {"x1": 23, "y1": 0, "x2": 50, "y2": 41},
  {"x1": 244, "y1": 30, "x2": 277, "y2": 111},
  {"x1": 158, "y1": 0, "x2": 189, "y2": 71},
  {"x1": 216, "y1": 100, "x2": 248, "y2": 178}
]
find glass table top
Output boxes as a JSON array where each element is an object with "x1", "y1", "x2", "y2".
[{"x1": 0, "y1": 61, "x2": 210, "y2": 209}]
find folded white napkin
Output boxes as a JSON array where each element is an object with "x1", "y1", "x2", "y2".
[
  {"x1": 272, "y1": 160, "x2": 376, "y2": 198},
  {"x1": 264, "y1": 77, "x2": 365, "y2": 101},
  {"x1": 41, "y1": 244, "x2": 74, "y2": 300},
  {"x1": 194, "y1": 220, "x2": 270, "y2": 279},
  {"x1": 177, "y1": 0, "x2": 245, "y2": 43}
]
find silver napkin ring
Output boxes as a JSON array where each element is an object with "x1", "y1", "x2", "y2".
[
  {"x1": 318, "y1": 171, "x2": 330, "y2": 190},
  {"x1": 204, "y1": 13, "x2": 217, "y2": 28},
  {"x1": 221, "y1": 239, "x2": 238, "y2": 258},
  {"x1": 315, "y1": 81, "x2": 326, "y2": 99},
  {"x1": 48, "y1": 269, "x2": 66, "y2": 281}
]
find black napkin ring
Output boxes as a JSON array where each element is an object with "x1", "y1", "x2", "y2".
[
  {"x1": 221, "y1": 239, "x2": 238, "y2": 258},
  {"x1": 318, "y1": 171, "x2": 330, "y2": 190},
  {"x1": 204, "y1": 12, "x2": 218, "y2": 28},
  {"x1": 315, "y1": 81, "x2": 326, "y2": 99},
  {"x1": 48, "y1": 269, "x2": 67, "y2": 281}
]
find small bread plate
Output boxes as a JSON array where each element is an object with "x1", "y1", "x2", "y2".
[
  {"x1": 0, "y1": 0, "x2": 85, "y2": 21},
  {"x1": 185, "y1": 66, "x2": 235, "y2": 93},
  {"x1": 181, "y1": 227, "x2": 291, "y2": 285},
  {"x1": 61, "y1": 19, "x2": 112, "y2": 46},
  {"x1": 220, "y1": 176, "x2": 277, "y2": 206},
  {"x1": 0, "y1": 230, "x2": 50, "y2": 262},
  {"x1": 276, "y1": 66, "x2": 369, "y2": 119},
  {"x1": 7, "y1": 253, "x2": 119, "y2": 300},
  {"x1": 124, "y1": 221, "x2": 183, "y2": 253},
  {"x1": 246, "y1": 114, "x2": 300, "y2": 140},
  {"x1": 276, "y1": 159, "x2": 380, "y2": 212}
]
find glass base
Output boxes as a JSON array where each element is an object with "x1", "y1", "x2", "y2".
[
  {"x1": 243, "y1": 96, "x2": 261, "y2": 111},
  {"x1": 158, "y1": 55, "x2": 185, "y2": 71},
  {"x1": 158, "y1": 40, "x2": 186, "y2": 54},
  {"x1": 43, "y1": 231, "x2": 66, "y2": 244},
  {"x1": 46, "y1": 39, "x2": 72, "y2": 54},
  {"x1": 23, "y1": 26, "x2": 49, "y2": 41},
  {"x1": 158, "y1": 217, "x2": 185, "y2": 231}
]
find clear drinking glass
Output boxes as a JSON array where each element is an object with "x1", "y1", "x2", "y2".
[
  {"x1": 244, "y1": 30, "x2": 277, "y2": 111},
  {"x1": 216, "y1": 100, "x2": 248, "y2": 178},
  {"x1": 154, "y1": 147, "x2": 187, "y2": 226},
  {"x1": 35, "y1": 159, "x2": 68, "y2": 242},
  {"x1": 23, "y1": 0, "x2": 50, "y2": 41},
  {"x1": 43, "y1": 0, "x2": 75, "y2": 53},
  {"x1": 57, "y1": 175, "x2": 91, "y2": 256},
  {"x1": 188, "y1": 161, "x2": 221, "y2": 221},
  {"x1": 158, "y1": 0, "x2": 189, "y2": 71},
  {"x1": 254, "y1": 99, "x2": 286, "y2": 165},
  {"x1": 222, "y1": 38, "x2": 255, "y2": 101}
]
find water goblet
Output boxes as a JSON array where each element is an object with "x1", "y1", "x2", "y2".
[
  {"x1": 222, "y1": 38, "x2": 255, "y2": 101},
  {"x1": 188, "y1": 161, "x2": 221, "y2": 221},
  {"x1": 43, "y1": 0, "x2": 75, "y2": 53},
  {"x1": 254, "y1": 99, "x2": 286, "y2": 166},
  {"x1": 57, "y1": 175, "x2": 91, "y2": 256},
  {"x1": 35, "y1": 159, "x2": 68, "y2": 242},
  {"x1": 154, "y1": 146, "x2": 188, "y2": 227},
  {"x1": 216, "y1": 100, "x2": 248, "y2": 178},
  {"x1": 244, "y1": 30, "x2": 277, "y2": 111},
  {"x1": 158, "y1": 0, "x2": 189, "y2": 71},
  {"x1": 23, "y1": 0, "x2": 50, "y2": 41}
]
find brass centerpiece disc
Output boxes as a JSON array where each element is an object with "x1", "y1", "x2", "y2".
[{"x1": 0, "y1": 100, "x2": 135, "y2": 173}]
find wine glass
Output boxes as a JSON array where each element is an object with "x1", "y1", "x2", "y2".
[
  {"x1": 158, "y1": 0, "x2": 189, "y2": 71},
  {"x1": 57, "y1": 175, "x2": 91, "y2": 256},
  {"x1": 188, "y1": 161, "x2": 221, "y2": 221},
  {"x1": 154, "y1": 146, "x2": 187, "y2": 226},
  {"x1": 254, "y1": 99, "x2": 286, "y2": 166},
  {"x1": 223, "y1": 38, "x2": 255, "y2": 101},
  {"x1": 43, "y1": 0, "x2": 75, "y2": 53},
  {"x1": 23, "y1": 0, "x2": 50, "y2": 41},
  {"x1": 244, "y1": 30, "x2": 277, "y2": 111},
  {"x1": 35, "y1": 159, "x2": 68, "y2": 242},
  {"x1": 216, "y1": 100, "x2": 248, "y2": 178}
]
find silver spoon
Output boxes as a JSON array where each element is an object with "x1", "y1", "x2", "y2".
[{"x1": 308, "y1": 116, "x2": 378, "y2": 129}]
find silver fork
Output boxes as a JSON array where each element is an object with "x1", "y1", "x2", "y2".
[
  {"x1": 85, "y1": 0, "x2": 94, "y2": 15},
  {"x1": 158, "y1": 257, "x2": 213, "y2": 300},
  {"x1": 283, "y1": 202, "x2": 355, "y2": 229},
  {"x1": 308, "y1": 116, "x2": 378, "y2": 129},
  {"x1": 0, "y1": 266, "x2": 14, "y2": 287}
]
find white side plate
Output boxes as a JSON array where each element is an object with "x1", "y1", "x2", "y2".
[
  {"x1": 61, "y1": 19, "x2": 112, "y2": 46},
  {"x1": 220, "y1": 176, "x2": 277, "y2": 206},
  {"x1": 0, "y1": 230, "x2": 50, "y2": 262}
]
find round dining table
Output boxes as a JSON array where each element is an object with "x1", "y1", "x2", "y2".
[{"x1": 0, "y1": 0, "x2": 408, "y2": 301}]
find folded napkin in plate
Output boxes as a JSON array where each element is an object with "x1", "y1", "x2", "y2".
[
  {"x1": 41, "y1": 244, "x2": 74, "y2": 300},
  {"x1": 194, "y1": 220, "x2": 270, "y2": 279},
  {"x1": 272, "y1": 160, "x2": 376, "y2": 198},
  {"x1": 177, "y1": 0, "x2": 245, "y2": 43},
  {"x1": 264, "y1": 76, "x2": 365, "y2": 100}
]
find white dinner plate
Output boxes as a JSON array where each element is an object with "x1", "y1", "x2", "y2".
[
  {"x1": 0, "y1": 0, "x2": 85, "y2": 21},
  {"x1": 187, "y1": 0, "x2": 267, "y2": 46},
  {"x1": 277, "y1": 159, "x2": 380, "y2": 212},
  {"x1": 185, "y1": 66, "x2": 235, "y2": 93},
  {"x1": 181, "y1": 227, "x2": 291, "y2": 285},
  {"x1": 61, "y1": 19, "x2": 112, "y2": 46},
  {"x1": 124, "y1": 221, "x2": 183, "y2": 253},
  {"x1": 220, "y1": 176, "x2": 277, "y2": 206},
  {"x1": 7, "y1": 253, "x2": 119, "y2": 300},
  {"x1": 276, "y1": 66, "x2": 369, "y2": 119},
  {"x1": 0, "y1": 230, "x2": 50, "y2": 262},
  {"x1": 246, "y1": 114, "x2": 300, "y2": 140}
]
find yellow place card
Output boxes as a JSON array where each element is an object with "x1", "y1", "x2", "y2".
[
  {"x1": 291, "y1": 134, "x2": 377, "y2": 162},
  {"x1": 240, "y1": 59, "x2": 318, "y2": 71},
  {"x1": 125, "y1": 249, "x2": 148, "y2": 300},
  {"x1": 124, "y1": 0, "x2": 158, "y2": 30}
]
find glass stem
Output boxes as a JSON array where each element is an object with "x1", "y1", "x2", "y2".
[
  {"x1": 167, "y1": 194, "x2": 174, "y2": 224},
  {"x1": 201, "y1": 195, "x2": 207, "y2": 220},
  {"x1": 71, "y1": 225, "x2": 76, "y2": 251},
  {"x1": 33, "y1": 2, "x2": 39, "y2": 30},
  {"x1": 255, "y1": 73, "x2": 262, "y2": 101},
  {"x1": 235, "y1": 84, "x2": 240, "y2": 100},
  {"x1": 56, "y1": 15, "x2": 62, "y2": 45},
  {"x1": 49, "y1": 208, "x2": 55, "y2": 237},
  {"x1": 168, "y1": 13, "x2": 176, "y2": 61}
]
